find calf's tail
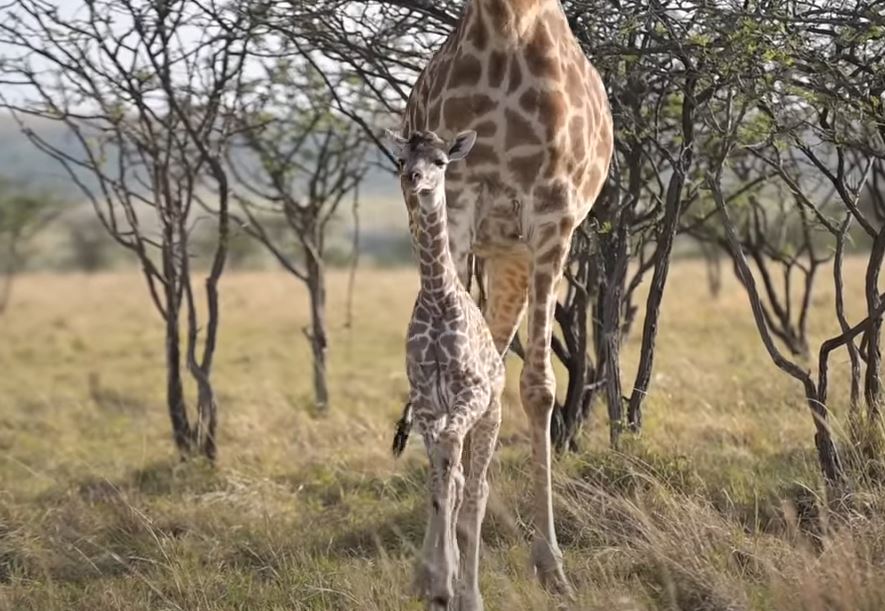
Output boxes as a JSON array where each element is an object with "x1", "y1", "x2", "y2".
[{"x1": 391, "y1": 401, "x2": 413, "y2": 458}]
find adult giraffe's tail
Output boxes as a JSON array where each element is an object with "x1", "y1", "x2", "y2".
[{"x1": 391, "y1": 401, "x2": 413, "y2": 457}]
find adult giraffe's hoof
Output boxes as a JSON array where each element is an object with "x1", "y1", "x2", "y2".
[
  {"x1": 453, "y1": 588, "x2": 484, "y2": 611},
  {"x1": 536, "y1": 563, "x2": 574, "y2": 599},
  {"x1": 429, "y1": 595, "x2": 450, "y2": 611},
  {"x1": 531, "y1": 539, "x2": 575, "y2": 600},
  {"x1": 415, "y1": 560, "x2": 457, "y2": 610},
  {"x1": 413, "y1": 560, "x2": 433, "y2": 600}
]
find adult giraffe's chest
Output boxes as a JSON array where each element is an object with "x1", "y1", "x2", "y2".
[{"x1": 403, "y1": 9, "x2": 613, "y2": 250}]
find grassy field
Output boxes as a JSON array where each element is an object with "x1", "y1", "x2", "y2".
[{"x1": 1, "y1": 259, "x2": 884, "y2": 610}]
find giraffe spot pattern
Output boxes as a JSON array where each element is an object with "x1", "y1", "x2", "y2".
[
  {"x1": 472, "y1": 119, "x2": 498, "y2": 137},
  {"x1": 533, "y1": 182, "x2": 569, "y2": 214},
  {"x1": 469, "y1": 9, "x2": 488, "y2": 51},
  {"x1": 443, "y1": 94, "x2": 497, "y2": 129},
  {"x1": 526, "y1": 25, "x2": 559, "y2": 79},
  {"x1": 507, "y1": 57, "x2": 523, "y2": 92},
  {"x1": 448, "y1": 53, "x2": 483, "y2": 88},
  {"x1": 488, "y1": 51, "x2": 507, "y2": 88},
  {"x1": 469, "y1": 142, "x2": 498, "y2": 166},
  {"x1": 509, "y1": 152, "x2": 544, "y2": 191},
  {"x1": 504, "y1": 108, "x2": 541, "y2": 148},
  {"x1": 537, "y1": 90, "x2": 567, "y2": 141}
]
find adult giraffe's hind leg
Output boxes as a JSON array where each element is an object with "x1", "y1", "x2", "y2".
[
  {"x1": 482, "y1": 256, "x2": 529, "y2": 353},
  {"x1": 521, "y1": 223, "x2": 573, "y2": 595}
]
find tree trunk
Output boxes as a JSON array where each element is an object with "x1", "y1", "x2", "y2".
[
  {"x1": 0, "y1": 241, "x2": 19, "y2": 315},
  {"x1": 306, "y1": 248, "x2": 329, "y2": 410},
  {"x1": 345, "y1": 185, "x2": 360, "y2": 329},
  {"x1": 194, "y1": 374, "x2": 218, "y2": 461},
  {"x1": 626, "y1": 71, "x2": 696, "y2": 431},
  {"x1": 598, "y1": 227, "x2": 628, "y2": 449},
  {"x1": 626, "y1": 169, "x2": 685, "y2": 432},
  {"x1": 601, "y1": 291, "x2": 624, "y2": 450},
  {"x1": 834, "y1": 220, "x2": 863, "y2": 446},
  {"x1": 550, "y1": 301, "x2": 596, "y2": 453},
  {"x1": 701, "y1": 242, "x2": 722, "y2": 298},
  {"x1": 183, "y1": 230, "x2": 224, "y2": 462},
  {"x1": 0, "y1": 269, "x2": 13, "y2": 314},
  {"x1": 808, "y1": 389, "x2": 845, "y2": 489},
  {"x1": 711, "y1": 171, "x2": 845, "y2": 490},
  {"x1": 164, "y1": 287, "x2": 192, "y2": 456},
  {"x1": 864, "y1": 228, "x2": 885, "y2": 420}
]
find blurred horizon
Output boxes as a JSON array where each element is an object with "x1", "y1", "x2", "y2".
[{"x1": 0, "y1": 111, "x2": 416, "y2": 272}]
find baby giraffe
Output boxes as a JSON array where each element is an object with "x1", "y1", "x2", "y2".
[{"x1": 386, "y1": 129, "x2": 505, "y2": 611}]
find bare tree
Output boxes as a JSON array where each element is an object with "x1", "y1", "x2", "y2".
[
  {"x1": 287, "y1": 0, "x2": 712, "y2": 449},
  {"x1": 775, "y1": 0, "x2": 885, "y2": 434},
  {"x1": 697, "y1": 0, "x2": 885, "y2": 486},
  {"x1": 227, "y1": 56, "x2": 370, "y2": 411},
  {"x1": 66, "y1": 214, "x2": 114, "y2": 272},
  {"x1": 709, "y1": 164, "x2": 850, "y2": 490},
  {"x1": 707, "y1": 141, "x2": 875, "y2": 489},
  {"x1": 0, "y1": 0, "x2": 259, "y2": 459},
  {"x1": 684, "y1": 153, "x2": 835, "y2": 360},
  {"x1": 275, "y1": 0, "x2": 885, "y2": 466}
]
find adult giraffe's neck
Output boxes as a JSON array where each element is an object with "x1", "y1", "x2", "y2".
[
  {"x1": 466, "y1": 0, "x2": 560, "y2": 40},
  {"x1": 413, "y1": 191, "x2": 460, "y2": 308}
]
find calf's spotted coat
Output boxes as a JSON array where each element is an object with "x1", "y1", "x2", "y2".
[{"x1": 387, "y1": 129, "x2": 505, "y2": 611}]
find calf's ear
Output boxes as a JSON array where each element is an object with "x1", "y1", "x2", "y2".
[
  {"x1": 447, "y1": 130, "x2": 477, "y2": 161},
  {"x1": 384, "y1": 129, "x2": 408, "y2": 159}
]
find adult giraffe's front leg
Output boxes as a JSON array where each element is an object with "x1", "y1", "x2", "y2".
[{"x1": 522, "y1": 221, "x2": 573, "y2": 595}]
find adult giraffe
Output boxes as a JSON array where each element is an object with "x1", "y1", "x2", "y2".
[{"x1": 399, "y1": 0, "x2": 613, "y2": 594}]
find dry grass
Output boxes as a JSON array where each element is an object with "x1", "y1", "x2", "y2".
[{"x1": 1, "y1": 258, "x2": 883, "y2": 610}]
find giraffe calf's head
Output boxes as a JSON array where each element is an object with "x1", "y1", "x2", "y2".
[{"x1": 385, "y1": 129, "x2": 476, "y2": 198}]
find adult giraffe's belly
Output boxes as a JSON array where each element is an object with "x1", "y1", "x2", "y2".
[
  {"x1": 443, "y1": 171, "x2": 531, "y2": 259},
  {"x1": 473, "y1": 196, "x2": 527, "y2": 258}
]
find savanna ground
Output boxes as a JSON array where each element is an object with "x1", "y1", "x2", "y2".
[{"x1": 2, "y1": 259, "x2": 884, "y2": 610}]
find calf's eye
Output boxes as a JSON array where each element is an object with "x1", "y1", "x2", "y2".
[{"x1": 433, "y1": 159, "x2": 446, "y2": 168}]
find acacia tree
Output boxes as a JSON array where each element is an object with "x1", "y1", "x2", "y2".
[
  {"x1": 228, "y1": 56, "x2": 369, "y2": 410},
  {"x1": 280, "y1": 0, "x2": 711, "y2": 449},
  {"x1": 0, "y1": 0, "x2": 259, "y2": 459},
  {"x1": 695, "y1": 0, "x2": 885, "y2": 487},
  {"x1": 765, "y1": 0, "x2": 884, "y2": 437},
  {"x1": 544, "y1": 0, "x2": 729, "y2": 447},
  {"x1": 706, "y1": 138, "x2": 873, "y2": 489},
  {"x1": 274, "y1": 0, "x2": 885, "y2": 466},
  {"x1": 684, "y1": 152, "x2": 835, "y2": 360}
]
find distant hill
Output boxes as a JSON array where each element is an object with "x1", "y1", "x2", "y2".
[
  {"x1": 0, "y1": 112, "x2": 413, "y2": 270},
  {"x1": 0, "y1": 114, "x2": 88, "y2": 191},
  {"x1": 0, "y1": 112, "x2": 401, "y2": 214}
]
